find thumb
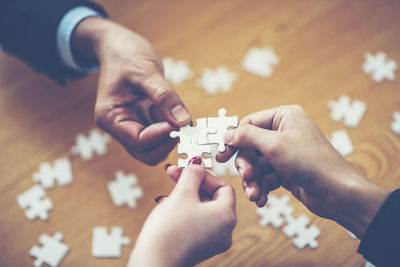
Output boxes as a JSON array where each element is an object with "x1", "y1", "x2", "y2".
[
  {"x1": 140, "y1": 74, "x2": 191, "y2": 126},
  {"x1": 170, "y1": 164, "x2": 206, "y2": 199},
  {"x1": 224, "y1": 124, "x2": 280, "y2": 157}
]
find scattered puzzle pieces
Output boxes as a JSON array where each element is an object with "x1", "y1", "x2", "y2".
[
  {"x1": 163, "y1": 57, "x2": 192, "y2": 85},
  {"x1": 92, "y1": 227, "x2": 131, "y2": 258},
  {"x1": 33, "y1": 158, "x2": 73, "y2": 189},
  {"x1": 17, "y1": 185, "x2": 53, "y2": 221},
  {"x1": 107, "y1": 171, "x2": 143, "y2": 208},
  {"x1": 71, "y1": 129, "x2": 111, "y2": 160},
  {"x1": 283, "y1": 215, "x2": 320, "y2": 250},
  {"x1": 256, "y1": 194, "x2": 294, "y2": 228},
  {"x1": 328, "y1": 95, "x2": 367, "y2": 128},
  {"x1": 207, "y1": 108, "x2": 238, "y2": 152},
  {"x1": 330, "y1": 129, "x2": 354, "y2": 157},
  {"x1": 197, "y1": 66, "x2": 237, "y2": 95},
  {"x1": 242, "y1": 46, "x2": 279, "y2": 78},
  {"x1": 362, "y1": 51, "x2": 397, "y2": 83},
  {"x1": 29, "y1": 232, "x2": 69, "y2": 267},
  {"x1": 391, "y1": 111, "x2": 400, "y2": 135}
]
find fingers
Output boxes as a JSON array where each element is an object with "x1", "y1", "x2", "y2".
[
  {"x1": 167, "y1": 165, "x2": 227, "y2": 196},
  {"x1": 212, "y1": 184, "x2": 236, "y2": 210},
  {"x1": 139, "y1": 74, "x2": 191, "y2": 126},
  {"x1": 171, "y1": 164, "x2": 206, "y2": 197},
  {"x1": 224, "y1": 124, "x2": 279, "y2": 156}
]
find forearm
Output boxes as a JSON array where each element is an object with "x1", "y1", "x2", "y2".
[
  {"x1": 71, "y1": 17, "x2": 155, "y2": 65},
  {"x1": 326, "y1": 171, "x2": 389, "y2": 238}
]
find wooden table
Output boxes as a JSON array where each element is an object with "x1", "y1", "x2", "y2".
[{"x1": 1, "y1": 1, "x2": 399, "y2": 266}]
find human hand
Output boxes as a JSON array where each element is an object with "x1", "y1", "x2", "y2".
[
  {"x1": 218, "y1": 105, "x2": 388, "y2": 238},
  {"x1": 72, "y1": 18, "x2": 191, "y2": 165},
  {"x1": 128, "y1": 161, "x2": 236, "y2": 267}
]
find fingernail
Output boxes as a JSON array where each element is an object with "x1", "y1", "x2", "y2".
[
  {"x1": 224, "y1": 130, "x2": 233, "y2": 144},
  {"x1": 171, "y1": 104, "x2": 190, "y2": 123},
  {"x1": 188, "y1": 156, "x2": 202, "y2": 165},
  {"x1": 155, "y1": 195, "x2": 168, "y2": 203},
  {"x1": 164, "y1": 163, "x2": 172, "y2": 170}
]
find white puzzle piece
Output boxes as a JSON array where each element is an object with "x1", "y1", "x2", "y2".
[
  {"x1": 197, "y1": 66, "x2": 237, "y2": 95},
  {"x1": 256, "y1": 194, "x2": 294, "y2": 228},
  {"x1": 30, "y1": 232, "x2": 69, "y2": 267},
  {"x1": 362, "y1": 51, "x2": 397, "y2": 83},
  {"x1": 283, "y1": 215, "x2": 320, "y2": 250},
  {"x1": 92, "y1": 227, "x2": 131, "y2": 258},
  {"x1": 163, "y1": 57, "x2": 192, "y2": 85},
  {"x1": 365, "y1": 261, "x2": 376, "y2": 267},
  {"x1": 207, "y1": 108, "x2": 238, "y2": 152},
  {"x1": 177, "y1": 139, "x2": 212, "y2": 168},
  {"x1": 107, "y1": 171, "x2": 143, "y2": 208},
  {"x1": 170, "y1": 118, "x2": 216, "y2": 145},
  {"x1": 391, "y1": 111, "x2": 400, "y2": 135},
  {"x1": 210, "y1": 145, "x2": 239, "y2": 177},
  {"x1": 242, "y1": 46, "x2": 279, "y2": 78},
  {"x1": 33, "y1": 158, "x2": 73, "y2": 189},
  {"x1": 71, "y1": 129, "x2": 111, "y2": 160},
  {"x1": 330, "y1": 129, "x2": 354, "y2": 157},
  {"x1": 328, "y1": 95, "x2": 367, "y2": 128},
  {"x1": 17, "y1": 185, "x2": 53, "y2": 221}
]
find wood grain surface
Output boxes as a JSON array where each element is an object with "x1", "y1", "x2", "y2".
[{"x1": 1, "y1": 1, "x2": 400, "y2": 266}]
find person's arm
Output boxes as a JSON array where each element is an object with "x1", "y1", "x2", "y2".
[
  {"x1": 217, "y1": 105, "x2": 395, "y2": 265},
  {"x1": 1, "y1": 1, "x2": 192, "y2": 165},
  {"x1": 0, "y1": 0, "x2": 106, "y2": 84},
  {"x1": 129, "y1": 161, "x2": 237, "y2": 267}
]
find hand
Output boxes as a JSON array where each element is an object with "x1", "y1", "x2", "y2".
[
  {"x1": 72, "y1": 18, "x2": 191, "y2": 165},
  {"x1": 128, "y1": 162, "x2": 237, "y2": 267},
  {"x1": 218, "y1": 105, "x2": 388, "y2": 238}
]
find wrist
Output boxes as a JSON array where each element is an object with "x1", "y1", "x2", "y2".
[
  {"x1": 128, "y1": 233, "x2": 188, "y2": 267},
  {"x1": 328, "y1": 171, "x2": 389, "y2": 238},
  {"x1": 71, "y1": 17, "x2": 116, "y2": 65}
]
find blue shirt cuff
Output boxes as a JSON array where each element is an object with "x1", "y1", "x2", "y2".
[{"x1": 57, "y1": 6, "x2": 104, "y2": 73}]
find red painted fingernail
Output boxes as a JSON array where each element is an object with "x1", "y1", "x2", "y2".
[
  {"x1": 155, "y1": 195, "x2": 168, "y2": 203},
  {"x1": 188, "y1": 156, "x2": 202, "y2": 165},
  {"x1": 164, "y1": 163, "x2": 172, "y2": 170}
]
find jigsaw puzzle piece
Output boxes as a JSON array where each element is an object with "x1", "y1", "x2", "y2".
[
  {"x1": 328, "y1": 95, "x2": 367, "y2": 128},
  {"x1": 170, "y1": 118, "x2": 216, "y2": 145},
  {"x1": 207, "y1": 108, "x2": 238, "y2": 152},
  {"x1": 329, "y1": 129, "x2": 354, "y2": 157},
  {"x1": 92, "y1": 227, "x2": 131, "y2": 258},
  {"x1": 30, "y1": 232, "x2": 69, "y2": 267},
  {"x1": 177, "y1": 140, "x2": 212, "y2": 168},
  {"x1": 283, "y1": 214, "x2": 320, "y2": 250},
  {"x1": 33, "y1": 158, "x2": 73, "y2": 189},
  {"x1": 107, "y1": 171, "x2": 143, "y2": 208},
  {"x1": 71, "y1": 129, "x2": 111, "y2": 160},
  {"x1": 163, "y1": 57, "x2": 192, "y2": 85},
  {"x1": 242, "y1": 46, "x2": 279, "y2": 78},
  {"x1": 256, "y1": 194, "x2": 293, "y2": 228},
  {"x1": 391, "y1": 111, "x2": 400, "y2": 134},
  {"x1": 17, "y1": 185, "x2": 53, "y2": 221}
]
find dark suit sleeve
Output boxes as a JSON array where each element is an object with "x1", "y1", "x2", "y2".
[
  {"x1": 0, "y1": 0, "x2": 107, "y2": 84},
  {"x1": 358, "y1": 189, "x2": 400, "y2": 267}
]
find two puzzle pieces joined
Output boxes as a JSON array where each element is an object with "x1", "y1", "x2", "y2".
[{"x1": 170, "y1": 108, "x2": 238, "y2": 168}]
